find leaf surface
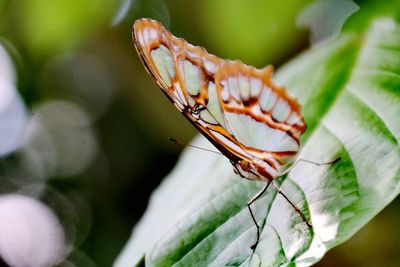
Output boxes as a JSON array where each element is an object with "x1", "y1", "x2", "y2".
[{"x1": 115, "y1": 16, "x2": 400, "y2": 267}]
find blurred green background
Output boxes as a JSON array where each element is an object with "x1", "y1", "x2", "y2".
[{"x1": 0, "y1": 0, "x2": 398, "y2": 266}]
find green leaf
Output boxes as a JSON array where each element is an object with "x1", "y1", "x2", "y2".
[{"x1": 115, "y1": 17, "x2": 400, "y2": 267}]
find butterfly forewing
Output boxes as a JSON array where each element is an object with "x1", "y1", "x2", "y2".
[
  {"x1": 133, "y1": 19, "x2": 247, "y2": 162},
  {"x1": 133, "y1": 18, "x2": 306, "y2": 180}
]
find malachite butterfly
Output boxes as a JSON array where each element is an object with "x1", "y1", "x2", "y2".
[{"x1": 132, "y1": 18, "x2": 315, "y2": 249}]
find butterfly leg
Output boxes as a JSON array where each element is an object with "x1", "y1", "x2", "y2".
[
  {"x1": 280, "y1": 157, "x2": 340, "y2": 177},
  {"x1": 271, "y1": 180, "x2": 312, "y2": 228},
  {"x1": 247, "y1": 181, "x2": 271, "y2": 250}
]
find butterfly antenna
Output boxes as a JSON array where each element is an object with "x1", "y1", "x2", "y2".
[
  {"x1": 300, "y1": 157, "x2": 341, "y2": 166},
  {"x1": 168, "y1": 138, "x2": 223, "y2": 155}
]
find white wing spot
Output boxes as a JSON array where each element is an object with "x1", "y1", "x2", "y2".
[
  {"x1": 186, "y1": 51, "x2": 199, "y2": 60},
  {"x1": 138, "y1": 31, "x2": 145, "y2": 46},
  {"x1": 239, "y1": 75, "x2": 250, "y2": 99},
  {"x1": 149, "y1": 28, "x2": 158, "y2": 40},
  {"x1": 250, "y1": 78, "x2": 262, "y2": 97},
  {"x1": 287, "y1": 112, "x2": 302, "y2": 125},
  {"x1": 143, "y1": 28, "x2": 150, "y2": 43},
  {"x1": 150, "y1": 45, "x2": 175, "y2": 87},
  {"x1": 260, "y1": 87, "x2": 277, "y2": 112},
  {"x1": 227, "y1": 77, "x2": 240, "y2": 101},
  {"x1": 220, "y1": 80, "x2": 230, "y2": 102},
  {"x1": 183, "y1": 60, "x2": 201, "y2": 96},
  {"x1": 204, "y1": 59, "x2": 216, "y2": 74},
  {"x1": 272, "y1": 99, "x2": 291, "y2": 122}
]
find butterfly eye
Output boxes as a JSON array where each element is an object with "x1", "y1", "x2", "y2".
[{"x1": 240, "y1": 160, "x2": 250, "y2": 171}]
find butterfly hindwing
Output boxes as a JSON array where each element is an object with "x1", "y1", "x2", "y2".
[{"x1": 214, "y1": 63, "x2": 306, "y2": 171}]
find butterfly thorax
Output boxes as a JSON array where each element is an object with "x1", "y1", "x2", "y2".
[{"x1": 232, "y1": 158, "x2": 281, "y2": 181}]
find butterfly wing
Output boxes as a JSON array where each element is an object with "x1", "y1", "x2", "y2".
[
  {"x1": 133, "y1": 19, "x2": 247, "y2": 163},
  {"x1": 133, "y1": 18, "x2": 306, "y2": 180}
]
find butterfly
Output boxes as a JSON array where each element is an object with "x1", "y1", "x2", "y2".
[{"x1": 132, "y1": 18, "x2": 335, "y2": 249}]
